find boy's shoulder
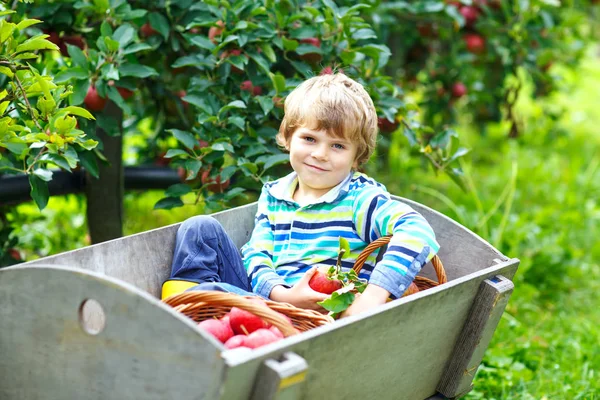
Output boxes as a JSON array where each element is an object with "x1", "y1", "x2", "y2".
[{"x1": 347, "y1": 171, "x2": 389, "y2": 194}]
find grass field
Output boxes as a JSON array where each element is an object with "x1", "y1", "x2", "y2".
[{"x1": 379, "y1": 49, "x2": 600, "y2": 399}]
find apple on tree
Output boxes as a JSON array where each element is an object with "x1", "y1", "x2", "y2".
[
  {"x1": 201, "y1": 169, "x2": 231, "y2": 193},
  {"x1": 298, "y1": 37, "x2": 322, "y2": 63},
  {"x1": 83, "y1": 85, "x2": 107, "y2": 112}
]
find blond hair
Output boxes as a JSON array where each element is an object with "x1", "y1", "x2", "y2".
[{"x1": 276, "y1": 74, "x2": 378, "y2": 167}]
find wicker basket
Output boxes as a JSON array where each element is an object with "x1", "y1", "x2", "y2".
[
  {"x1": 352, "y1": 235, "x2": 447, "y2": 297},
  {"x1": 162, "y1": 290, "x2": 333, "y2": 337}
]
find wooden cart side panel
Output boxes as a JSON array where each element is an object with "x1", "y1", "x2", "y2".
[
  {"x1": 0, "y1": 265, "x2": 225, "y2": 400},
  {"x1": 220, "y1": 259, "x2": 519, "y2": 400},
  {"x1": 393, "y1": 196, "x2": 507, "y2": 281},
  {"x1": 22, "y1": 202, "x2": 258, "y2": 298}
]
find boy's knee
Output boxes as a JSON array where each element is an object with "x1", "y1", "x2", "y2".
[{"x1": 180, "y1": 215, "x2": 224, "y2": 237}]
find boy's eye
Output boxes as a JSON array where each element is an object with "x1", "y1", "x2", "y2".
[
  {"x1": 333, "y1": 143, "x2": 345, "y2": 150},
  {"x1": 303, "y1": 136, "x2": 315, "y2": 142}
]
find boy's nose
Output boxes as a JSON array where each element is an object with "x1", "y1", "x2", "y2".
[{"x1": 311, "y1": 147, "x2": 328, "y2": 160}]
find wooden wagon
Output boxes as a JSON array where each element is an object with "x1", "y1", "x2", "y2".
[{"x1": 0, "y1": 196, "x2": 519, "y2": 400}]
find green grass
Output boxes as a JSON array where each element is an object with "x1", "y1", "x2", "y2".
[{"x1": 374, "y1": 49, "x2": 600, "y2": 398}]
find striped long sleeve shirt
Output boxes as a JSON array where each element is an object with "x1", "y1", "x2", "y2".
[{"x1": 241, "y1": 171, "x2": 440, "y2": 299}]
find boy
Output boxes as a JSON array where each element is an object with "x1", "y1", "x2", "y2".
[{"x1": 164, "y1": 73, "x2": 439, "y2": 318}]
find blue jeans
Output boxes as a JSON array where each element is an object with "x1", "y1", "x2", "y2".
[{"x1": 170, "y1": 216, "x2": 263, "y2": 298}]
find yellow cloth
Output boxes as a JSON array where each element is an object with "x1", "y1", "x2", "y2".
[{"x1": 161, "y1": 279, "x2": 198, "y2": 300}]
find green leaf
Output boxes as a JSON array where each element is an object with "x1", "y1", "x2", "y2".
[
  {"x1": 339, "y1": 237, "x2": 351, "y2": 257},
  {"x1": 256, "y1": 95, "x2": 273, "y2": 115},
  {"x1": 184, "y1": 159, "x2": 203, "y2": 180},
  {"x1": 119, "y1": 64, "x2": 158, "y2": 78},
  {"x1": 113, "y1": 24, "x2": 135, "y2": 48},
  {"x1": 164, "y1": 149, "x2": 188, "y2": 158},
  {"x1": 78, "y1": 149, "x2": 99, "y2": 178},
  {"x1": 218, "y1": 100, "x2": 246, "y2": 117},
  {"x1": 33, "y1": 168, "x2": 53, "y2": 182},
  {"x1": 270, "y1": 73, "x2": 286, "y2": 94},
  {"x1": 318, "y1": 292, "x2": 355, "y2": 313},
  {"x1": 15, "y1": 35, "x2": 59, "y2": 53},
  {"x1": 262, "y1": 153, "x2": 289, "y2": 171},
  {"x1": 59, "y1": 106, "x2": 95, "y2": 120},
  {"x1": 224, "y1": 187, "x2": 246, "y2": 201},
  {"x1": 16, "y1": 19, "x2": 42, "y2": 30},
  {"x1": 122, "y1": 42, "x2": 152, "y2": 55},
  {"x1": 188, "y1": 35, "x2": 215, "y2": 51},
  {"x1": 154, "y1": 197, "x2": 184, "y2": 210},
  {"x1": 71, "y1": 80, "x2": 90, "y2": 106},
  {"x1": 182, "y1": 94, "x2": 213, "y2": 114},
  {"x1": 54, "y1": 67, "x2": 89, "y2": 83},
  {"x1": 29, "y1": 174, "x2": 49, "y2": 210},
  {"x1": 149, "y1": 12, "x2": 170, "y2": 40},
  {"x1": 67, "y1": 44, "x2": 89, "y2": 69},
  {"x1": 169, "y1": 129, "x2": 197, "y2": 150},
  {"x1": 165, "y1": 183, "x2": 192, "y2": 197}
]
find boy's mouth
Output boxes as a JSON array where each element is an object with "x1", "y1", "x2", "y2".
[{"x1": 305, "y1": 163, "x2": 328, "y2": 172}]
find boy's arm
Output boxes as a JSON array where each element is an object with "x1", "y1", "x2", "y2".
[
  {"x1": 353, "y1": 188, "x2": 440, "y2": 300},
  {"x1": 241, "y1": 187, "x2": 289, "y2": 298}
]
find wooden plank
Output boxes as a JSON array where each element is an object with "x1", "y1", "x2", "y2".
[
  {"x1": 0, "y1": 265, "x2": 224, "y2": 400},
  {"x1": 22, "y1": 202, "x2": 258, "y2": 298},
  {"x1": 437, "y1": 275, "x2": 515, "y2": 398},
  {"x1": 220, "y1": 259, "x2": 519, "y2": 400}
]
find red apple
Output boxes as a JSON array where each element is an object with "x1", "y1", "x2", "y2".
[
  {"x1": 308, "y1": 267, "x2": 343, "y2": 294},
  {"x1": 117, "y1": 87, "x2": 134, "y2": 100},
  {"x1": 244, "y1": 328, "x2": 281, "y2": 349},
  {"x1": 198, "y1": 318, "x2": 234, "y2": 343},
  {"x1": 220, "y1": 48, "x2": 244, "y2": 74},
  {"x1": 273, "y1": 96, "x2": 285, "y2": 109},
  {"x1": 141, "y1": 22, "x2": 158, "y2": 38},
  {"x1": 320, "y1": 66, "x2": 334, "y2": 75},
  {"x1": 459, "y1": 6, "x2": 479, "y2": 27},
  {"x1": 269, "y1": 326, "x2": 284, "y2": 339},
  {"x1": 463, "y1": 33, "x2": 486, "y2": 54},
  {"x1": 252, "y1": 85, "x2": 263, "y2": 96},
  {"x1": 229, "y1": 299, "x2": 271, "y2": 335},
  {"x1": 7, "y1": 248, "x2": 21, "y2": 261},
  {"x1": 201, "y1": 169, "x2": 231, "y2": 193},
  {"x1": 417, "y1": 23, "x2": 437, "y2": 38},
  {"x1": 155, "y1": 151, "x2": 170, "y2": 166},
  {"x1": 194, "y1": 140, "x2": 210, "y2": 151},
  {"x1": 299, "y1": 37, "x2": 322, "y2": 63},
  {"x1": 240, "y1": 80, "x2": 254, "y2": 93},
  {"x1": 208, "y1": 21, "x2": 224, "y2": 43},
  {"x1": 377, "y1": 117, "x2": 399, "y2": 133},
  {"x1": 224, "y1": 334, "x2": 248, "y2": 349},
  {"x1": 451, "y1": 82, "x2": 467, "y2": 98},
  {"x1": 84, "y1": 85, "x2": 107, "y2": 112}
]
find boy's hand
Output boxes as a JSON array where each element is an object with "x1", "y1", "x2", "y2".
[
  {"x1": 340, "y1": 284, "x2": 390, "y2": 318},
  {"x1": 269, "y1": 267, "x2": 330, "y2": 311}
]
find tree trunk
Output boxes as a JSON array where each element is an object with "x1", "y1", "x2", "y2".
[{"x1": 86, "y1": 101, "x2": 124, "y2": 244}]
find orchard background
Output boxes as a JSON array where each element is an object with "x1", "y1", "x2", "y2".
[{"x1": 1, "y1": 0, "x2": 599, "y2": 398}]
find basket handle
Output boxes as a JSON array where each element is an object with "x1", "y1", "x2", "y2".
[
  {"x1": 352, "y1": 235, "x2": 447, "y2": 285},
  {"x1": 163, "y1": 290, "x2": 299, "y2": 337}
]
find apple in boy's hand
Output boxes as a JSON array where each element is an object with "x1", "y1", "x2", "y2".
[
  {"x1": 244, "y1": 328, "x2": 281, "y2": 349},
  {"x1": 224, "y1": 334, "x2": 248, "y2": 349},
  {"x1": 198, "y1": 318, "x2": 234, "y2": 343},
  {"x1": 229, "y1": 299, "x2": 271, "y2": 335},
  {"x1": 308, "y1": 267, "x2": 343, "y2": 294}
]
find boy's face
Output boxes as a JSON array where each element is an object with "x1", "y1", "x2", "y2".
[{"x1": 286, "y1": 127, "x2": 358, "y2": 201}]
